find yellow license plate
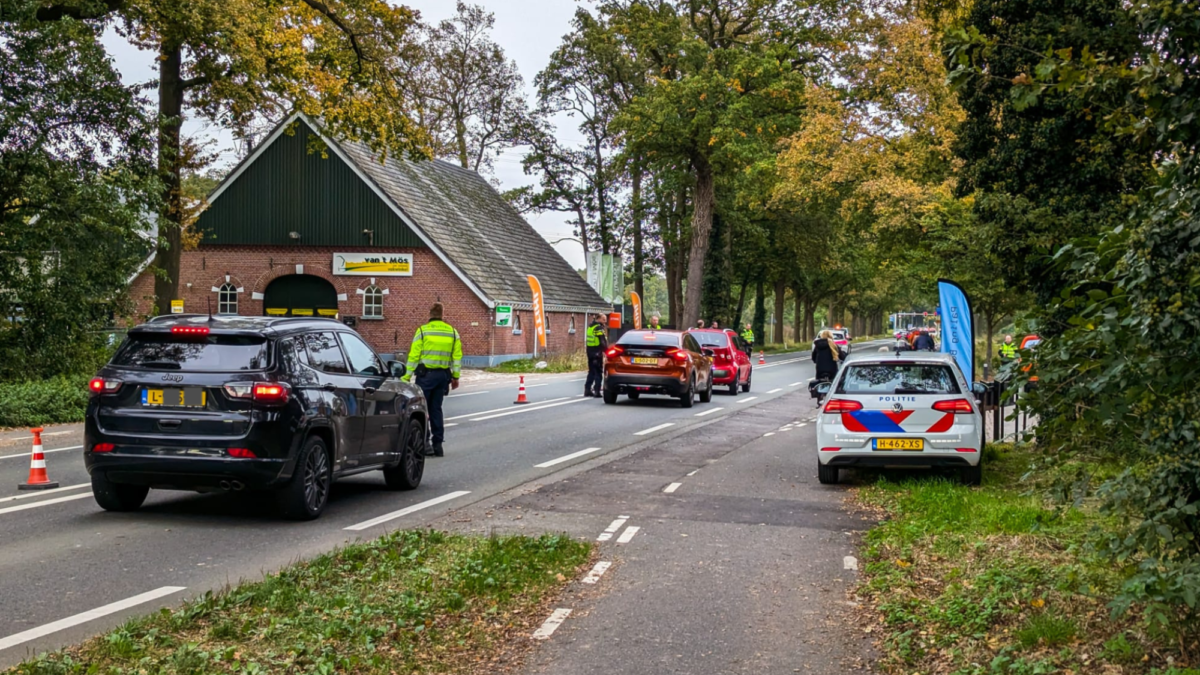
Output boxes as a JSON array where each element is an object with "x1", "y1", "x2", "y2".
[
  {"x1": 874, "y1": 438, "x2": 924, "y2": 451},
  {"x1": 632, "y1": 357, "x2": 657, "y2": 365},
  {"x1": 142, "y1": 388, "x2": 207, "y2": 408}
]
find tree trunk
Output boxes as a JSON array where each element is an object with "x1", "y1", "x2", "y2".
[
  {"x1": 804, "y1": 297, "x2": 816, "y2": 342},
  {"x1": 792, "y1": 285, "x2": 802, "y2": 346},
  {"x1": 152, "y1": 43, "x2": 185, "y2": 316},
  {"x1": 752, "y1": 279, "x2": 766, "y2": 346},
  {"x1": 733, "y1": 271, "x2": 750, "y2": 328},
  {"x1": 773, "y1": 278, "x2": 786, "y2": 344},
  {"x1": 682, "y1": 154, "x2": 714, "y2": 327},
  {"x1": 632, "y1": 163, "x2": 644, "y2": 303},
  {"x1": 455, "y1": 114, "x2": 469, "y2": 169},
  {"x1": 985, "y1": 310, "x2": 995, "y2": 376}
]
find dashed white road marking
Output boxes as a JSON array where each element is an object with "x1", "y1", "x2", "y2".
[
  {"x1": 616, "y1": 526, "x2": 641, "y2": 544},
  {"x1": 535, "y1": 447, "x2": 603, "y2": 468},
  {"x1": 798, "y1": 423, "x2": 808, "y2": 427},
  {"x1": 448, "y1": 390, "x2": 491, "y2": 397},
  {"x1": 532, "y1": 608, "x2": 572, "y2": 640},
  {"x1": 789, "y1": 382, "x2": 803, "y2": 387},
  {"x1": 763, "y1": 432, "x2": 775, "y2": 437},
  {"x1": 0, "y1": 444, "x2": 84, "y2": 461},
  {"x1": 445, "y1": 423, "x2": 459, "y2": 428},
  {"x1": 0, "y1": 483, "x2": 90, "y2": 504},
  {"x1": 445, "y1": 398, "x2": 568, "y2": 421},
  {"x1": 695, "y1": 408, "x2": 723, "y2": 417},
  {"x1": 345, "y1": 491, "x2": 471, "y2": 531},
  {"x1": 470, "y1": 396, "x2": 590, "y2": 421},
  {"x1": 0, "y1": 586, "x2": 186, "y2": 652},
  {"x1": 844, "y1": 556, "x2": 859, "y2": 571},
  {"x1": 634, "y1": 423, "x2": 675, "y2": 436},
  {"x1": 598, "y1": 516, "x2": 629, "y2": 541},
  {"x1": 663, "y1": 482, "x2": 682, "y2": 493},
  {"x1": 686, "y1": 469, "x2": 699, "y2": 477},
  {"x1": 582, "y1": 561, "x2": 612, "y2": 584},
  {"x1": 738, "y1": 397, "x2": 759, "y2": 403},
  {"x1": 767, "y1": 388, "x2": 782, "y2": 394},
  {"x1": 0, "y1": 491, "x2": 93, "y2": 516}
]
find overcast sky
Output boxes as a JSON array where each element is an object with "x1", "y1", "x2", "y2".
[{"x1": 100, "y1": 0, "x2": 592, "y2": 269}]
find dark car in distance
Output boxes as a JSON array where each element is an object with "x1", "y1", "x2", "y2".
[{"x1": 84, "y1": 315, "x2": 429, "y2": 520}]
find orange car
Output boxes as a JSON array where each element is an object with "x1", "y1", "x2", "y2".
[{"x1": 603, "y1": 329, "x2": 714, "y2": 407}]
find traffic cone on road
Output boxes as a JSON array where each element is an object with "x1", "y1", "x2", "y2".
[
  {"x1": 758, "y1": 351, "x2": 766, "y2": 366},
  {"x1": 19, "y1": 428, "x2": 59, "y2": 491},
  {"x1": 514, "y1": 376, "x2": 530, "y2": 405}
]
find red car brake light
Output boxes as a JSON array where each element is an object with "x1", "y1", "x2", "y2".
[
  {"x1": 933, "y1": 399, "x2": 974, "y2": 414},
  {"x1": 170, "y1": 326, "x2": 210, "y2": 336},
  {"x1": 823, "y1": 399, "x2": 862, "y2": 413},
  {"x1": 606, "y1": 346, "x2": 624, "y2": 358}
]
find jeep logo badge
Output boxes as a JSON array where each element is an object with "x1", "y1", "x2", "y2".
[
  {"x1": 162, "y1": 374, "x2": 183, "y2": 383},
  {"x1": 892, "y1": 402, "x2": 904, "y2": 413}
]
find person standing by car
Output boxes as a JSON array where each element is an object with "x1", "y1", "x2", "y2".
[
  {"x1": 696, "y1": 319, "x2": 705, "y2": 329},
  {"x1": 812, "y1": 329, "x2": 841, "y2": 381},
  {"x1": 585, "y1": 313, "x2": 608, "y2": 397},
  {"x1": 913, "y1": 330, "x2": 936, "y2": 351},
  {"x1": 742, "y1": 323, "x2": 754, "y2": 348},
  {"x1": 999, "y1": 334, "x2": 1018, "y2": 362},
  {"x1": 404, "y1": 303, "x2": 462, "y2": 457},
  {"x1": 649, "y1": 315, "x2": 662, "y2": 330}
]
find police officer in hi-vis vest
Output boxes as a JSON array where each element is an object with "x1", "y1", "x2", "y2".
[
  {"x1": 585, "y1": 314, "x2": 608, "y2": 397},
  {"x1": 403, "y1": 303, "x2": 462, "y2": 457}
]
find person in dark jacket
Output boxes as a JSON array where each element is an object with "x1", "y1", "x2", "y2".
[
  {"x1": 812, "y1": 330, "x2": 841, "y2": 381},
  {"x1": 913, "y1": 330, "x2": 937, "y2": 351}
]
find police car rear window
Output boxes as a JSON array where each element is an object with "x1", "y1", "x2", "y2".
[
  {"x1": 112, "y1": 334, "x2": 270, "y2": 371},
  {"x1": 837, "y1": 364, "x2": 961, "y2": 395}
]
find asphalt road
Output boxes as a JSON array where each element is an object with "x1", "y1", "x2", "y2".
[{"x1": 0, "y1": 344, "x2": 887, "y2": 667}]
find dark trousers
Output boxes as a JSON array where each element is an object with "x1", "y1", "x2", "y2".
[
  {"x1": 585, "y1": 347, "x2": 604, "y2": 394},
  {"x1": 416, "y1": 368, "x2": 452, "y2": 445}
]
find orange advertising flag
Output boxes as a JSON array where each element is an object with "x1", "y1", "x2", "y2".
[
  {"x1": 527, "y1": 275, "x2": 547, "y2": 349},
  {"x1": 631, "y1": 291, "x2": 642, "y2": 330}
]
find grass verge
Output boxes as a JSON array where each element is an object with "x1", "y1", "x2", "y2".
[
  {"x1": 485, "y1": 351, "x2": 587, "y2": 374},
  {"x1": 10, "y1": 530, "x2": 591, "y2": 675},
  {"x1": 853, "y1": 443, "x2": 1197, "y2": 675}
]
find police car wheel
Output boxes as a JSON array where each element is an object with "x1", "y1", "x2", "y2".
[{"x1": 817, "y1": 463, "x2": 840, "y2": 485}]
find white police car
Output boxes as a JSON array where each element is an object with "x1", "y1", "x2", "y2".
[{"x1": 812, "y1": 351, "x2": 986, "y2": 485}]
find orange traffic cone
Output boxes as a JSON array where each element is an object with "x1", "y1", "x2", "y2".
[
  {"x1": 758, "y1": 351, "x2": 766, "y2": 366},
  {"x1": 19, "y1": 428, "x2": 59, "y2": 491},
  {"x1": 514, "y1": 375, "x2": 529, "y2": 404}
]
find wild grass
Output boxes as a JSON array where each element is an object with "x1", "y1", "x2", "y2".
[{"x1": 485, "y1": 350, "x2": 588, "y2": 374}]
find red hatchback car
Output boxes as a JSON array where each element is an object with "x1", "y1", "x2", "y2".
[{"x1": 688, "y1": 328, "x2": 752, "y2": 395}]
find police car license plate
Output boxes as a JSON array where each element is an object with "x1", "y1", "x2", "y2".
[
  {"x1": 874, "y1": 438, "x2": 923, "y2": 451},
  {"x1": 632, "y1": 357, "x2": 657, "y2": 365},
  {"x1": 142, "y1": 388, "x2": 206, "y2": 408}
]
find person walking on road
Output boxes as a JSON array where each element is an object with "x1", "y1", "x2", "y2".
[
  {"x1": 585, "y1": 313, "x2": 608, "y2": 397},
  {"x1": 812, "y1": 329, "x2": 840, "y2": 381},
  {"x1": 741, "y1": 323, "x2": 754, "y2": 347},
  {"x1": 403, "y1": 302, "x2": 462, "y2": 457},
  {"x1": 649, "y1": 315, "x2": 662, "y2": 330},
  {"x1": 913, "y1": 330, "x2": 936, "y2": 351}
]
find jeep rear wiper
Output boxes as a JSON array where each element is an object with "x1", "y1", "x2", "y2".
[{"x1": 139, "y1": 361, "x2": 182, "y2": 370}]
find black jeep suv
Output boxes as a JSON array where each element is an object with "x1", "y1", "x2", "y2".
[{"x1": 84, "y1": 315, "x2": 428, "y2": 520}]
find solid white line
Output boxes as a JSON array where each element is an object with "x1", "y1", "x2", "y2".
[
  {"x1": 767, "y1": 388, "x2": 782, "y2": 394},
  {"x1": 445, "y1": 398, "x2": 569, "y2": 421},
  {"x1": 663, "y1": 482, "x2": 682, "y2": 494},
  {"x1": 738, "y1": 397, "x2": 759, "y2": 403},
  {"x1": 844, "y1": 556, "x2": 859, "y2": 571},
  {"x1": 695, "y1": 407, "x2": 723, "y2": 417},
  {"x1": 789, "y1": 382, "x2": 803, "y2": 387},
  {"x1": 535, "y1": 447, "x2": 603, "y2": 469},
  {"x1": 0, "y1": 483, "x2": 89, "y2": 504},
  {"x1": 532, "y1": 608, "x2": 572, "y2": 640},
  {"x1": 470, "y1": 396, "x2": 590, "y2": 421},
  {"x1": 0, "y1": 586, "x2": 186, "y2": 652},
  {"x1": 448, "y1": 390, "x2": 491, "y2": 398},
  {"x1": 0, "y1": 492, "x2": 92, "y2": 517},
  {"x1": 582, "y1": 561, "x2": 612, "y2": 585},
  {"x1": 616, "y1": 525, "x2": 640, "y2": 544},
  {"x1": 634, "y1": 423, "x2": 675, "y2": 436},
  {"x1": 597, "y1": 516, "x2": 628, "y2": 542},
  {"x1": 524, "y1": 383, "x2": 551, "y2": 389},
  {"x1": 0, "y1": 445, "x2": 83, "y2": 461},
  {"x1": 344, "y1": 491, "x2": 471, "y2": 531}
]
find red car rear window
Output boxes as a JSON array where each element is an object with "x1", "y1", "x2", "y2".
[{"x1": 689, "y1": 332, "x2": 730, "y2": 348}]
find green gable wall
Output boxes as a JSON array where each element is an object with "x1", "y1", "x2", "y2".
[{"x1": 197, "y1": 122, "x2": 424, "y2": 248}]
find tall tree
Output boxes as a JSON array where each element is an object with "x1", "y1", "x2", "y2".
[{"x1": 22, "y1": 0, "x2": 430, "y2": 314}]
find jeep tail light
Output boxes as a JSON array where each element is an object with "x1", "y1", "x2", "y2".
[
  {"x1": 823, "y1": 399, "x2": 862, "y2": 413},
  {"x1": 933, "y1": 399, "x2": 974, "y2": 414},
  {"x1": 227, "y1": 448, "x2": 257, "y2": 459},
  {"x1": 170, "y1": 326, "x2": 210, "y2": 336},
  {"x1": 253, "y1": 383, "x2": 288, "y2": 403},
  {"x1": 606, "y1": 346, "x2": 624, "y2": 358},
  {"x1": 92, "y1": 443, "x2": 115, "y2": 453},
  {"x1": 666, "y1": 347, "x2": 688, "y2": 362},
  {"x1": 88, "y1": 378, "x2": 121, "y2": 394}
]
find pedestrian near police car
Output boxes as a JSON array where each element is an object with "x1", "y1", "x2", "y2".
[
  {"x1": 403, "y1": 303, "x2": 462, "y2": 457},
  {"x1": 585, "y1": 313, "x2": 608, "y2": 397}
]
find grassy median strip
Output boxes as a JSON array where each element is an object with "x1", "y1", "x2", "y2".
[
  {"x1": 854, "y1": 443, "x2": 1197, "y2": 675},
  {"x1": 10, "y1": 531, "x2": 591, "y2": 675},
  {"x1": 484, "y1": 351, "x2": 586, "y2": 374}
]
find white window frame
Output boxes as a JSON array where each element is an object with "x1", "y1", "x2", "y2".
[
  {"x1": 512, "y1": 313, "x2": 523, "y2": 335},
  {"x1": 217, "y1": 282, "x2": 238, "y2": 315},
  {"x1": 568, "y1": 315, "x2": 577, "y2": 335},
  {"x1": 362, "y1": 285, "x2": 383, "y2": 319}
]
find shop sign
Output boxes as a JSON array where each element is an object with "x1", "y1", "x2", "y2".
[
  {"x1": 495, "y1": 305, "x2": 513, "y2": 327},
  {"x1": 333, "y1": 252, "x2": 413, "y2": 276}
]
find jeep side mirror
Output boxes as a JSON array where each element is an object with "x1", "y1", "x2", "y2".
[{"x1": 389, "y1": 361, "x2": 406, "y2": 379}]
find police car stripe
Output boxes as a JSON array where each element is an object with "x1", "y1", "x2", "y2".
[{"x1": 846, "y1": 411, "x2": 907, "y2": 434}]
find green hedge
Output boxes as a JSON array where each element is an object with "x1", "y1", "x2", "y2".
[{"x1": 0, "y1": 376, "x2": 90, "y2": 428}]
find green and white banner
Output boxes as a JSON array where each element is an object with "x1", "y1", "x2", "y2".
[{"x1": 586, "y1": 252, "x2": 624, "y2": 305}]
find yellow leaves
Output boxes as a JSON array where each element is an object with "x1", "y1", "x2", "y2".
[
  {"x1": 700, "y1": 92, "x2": 707, "y2": 101},
  {"x1": 708, "y1": 136, "x2": 717, "y2": 146},
  {"x1": 895, "y1": 559, "x2": 912, "y2": 568},
  {"x1": 1031, "y1": 598, "x2": 1046, "y2": 608},
  {"x1": 1013, "y1": 73, "x2": 1034, "y2": 86}
]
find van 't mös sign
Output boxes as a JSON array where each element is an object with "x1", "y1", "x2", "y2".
[{"x1": 333, "y1": 253, "x2": 413, "y2": 276}]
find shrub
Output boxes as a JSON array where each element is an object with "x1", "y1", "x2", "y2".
[{"x1": 0, "y1": 376, "x2": 91, "y2": 428}]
